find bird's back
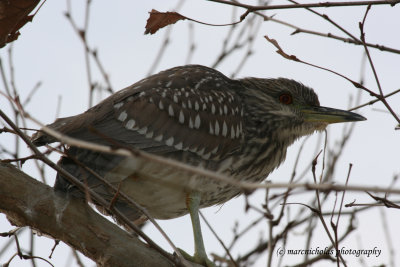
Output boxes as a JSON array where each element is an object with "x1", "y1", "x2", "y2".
[{"x1": 33, "y1": 65, "x2": 277, "y2": 222}]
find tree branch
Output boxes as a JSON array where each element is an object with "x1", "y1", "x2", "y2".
[{"x1": 0, "y1": 162, "x2": 174, "y2": 267}]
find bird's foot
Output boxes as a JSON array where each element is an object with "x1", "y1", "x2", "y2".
[{"x1": 177, "y1": 248, "x2": 216, "y2": 267}]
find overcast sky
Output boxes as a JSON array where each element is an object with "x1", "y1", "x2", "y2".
[{"x1": 1, "y1": 1, "x2": 399, "y2": 266}]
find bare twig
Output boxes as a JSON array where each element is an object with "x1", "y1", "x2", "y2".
[
  {"x1": 147, "y1": 0, "x2": 185, "y2": 75},
  {"x1": 358, "y1": 5, "x2": 400, "y2": 124},
  {"x1": 349, "y1": 88, "x2": 400, "y2": 111},
  {"x1": 199, "y1": 211, "x2": 238, "y2": 267},
  {"x1": 254, "y1": 11, "x2": 400, "y2": 55},
  {"x1": 206, "y1": 0, "x2": 400, "y2": 11},
  {"x1": 65, "y1": 0, "x2": 114, "y2": 109}
]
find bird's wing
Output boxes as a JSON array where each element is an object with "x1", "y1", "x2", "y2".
[
  {"x1": 37, "y1": 65, "x2": 245, "y2": 161},
  {"x1": 35, "y1": 65, "x2": 246, "y2": 223},
  {"x1": 106, "y1": 65, "x2": 244, "y2": 160}
]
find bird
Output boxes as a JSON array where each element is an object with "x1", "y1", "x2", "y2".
[{"x1": 32, "y1": 64, "x2": 366, "y2": 266}]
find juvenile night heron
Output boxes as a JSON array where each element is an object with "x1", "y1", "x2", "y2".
[{"x1": 32, "y1": 65, "x2": 365, "y2": 266}]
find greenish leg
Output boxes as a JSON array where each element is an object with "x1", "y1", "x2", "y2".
[{"x1": 178, "y1": 192, "x2": 215, "y2": 267}]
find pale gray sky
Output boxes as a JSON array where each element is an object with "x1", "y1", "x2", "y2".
[{"x1": 1, "y1": 1, "x2": 399, "y2": 266}]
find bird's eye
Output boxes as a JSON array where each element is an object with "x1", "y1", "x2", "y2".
[{"x1": 279, "y1": 93, "x2": 293, "y2": 105}]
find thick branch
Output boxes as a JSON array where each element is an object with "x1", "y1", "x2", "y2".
[{"x1": 0, "y1": 162, "x2": 173, "y2": 267}]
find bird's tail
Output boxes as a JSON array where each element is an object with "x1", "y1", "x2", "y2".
[
  {"x1": 31, "y1": 116, "x2": 78, "y2": 146},
  {"x1": 55, "y1": 147, "x2": 146, "y2": 227}
]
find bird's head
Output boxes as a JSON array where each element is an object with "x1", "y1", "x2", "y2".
[{"x1": 238, "y1": 77, "x2": 366, "y2": 144}]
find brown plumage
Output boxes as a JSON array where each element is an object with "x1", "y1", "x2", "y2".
[{"x1": 32, "y1": 65, "x2": 365, "y2": 264}]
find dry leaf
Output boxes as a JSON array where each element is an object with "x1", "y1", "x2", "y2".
[
  {"x1": 0, "y1": 0, "x2": 40, "y2": 48},
  {"x1": 144, "y1": 9, "x2": 187, "y2": 35}
]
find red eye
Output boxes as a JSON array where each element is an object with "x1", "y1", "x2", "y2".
[{"x1": 279, "y1": 93, "x2": 293, "y2": 105}]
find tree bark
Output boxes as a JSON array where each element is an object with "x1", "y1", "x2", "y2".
[{"x1": 0, "y1": 162, "x2": 174, "y2": 267}]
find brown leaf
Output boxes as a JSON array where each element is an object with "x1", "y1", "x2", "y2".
[
  {"x1": 144, "y1": 9, "x2": 187, "y2": 35},
  {"x1": 265, "y1": 35, "x2": 299, "y2": 62},
  {"x1": 0, "y1": 0, "x2": 41, "y2": 48}
]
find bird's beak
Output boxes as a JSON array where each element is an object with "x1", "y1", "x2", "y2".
[{"x1": 302, "y1": 106, "x2": 366, "y2": 124}]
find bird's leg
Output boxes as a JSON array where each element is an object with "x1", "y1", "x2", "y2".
[
  {"x1": 178, "y1": 192, "x2": 215, "y2": 267},
  {"x1": 188, "y1": 192, "x2": 207, "y2": 262}
]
